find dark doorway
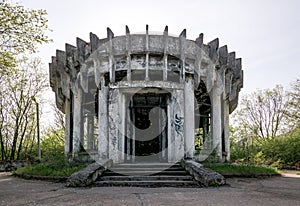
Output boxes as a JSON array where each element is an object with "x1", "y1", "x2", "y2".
[{"x1": 125, "y1": 93, "x2": 168, "y2": 162}]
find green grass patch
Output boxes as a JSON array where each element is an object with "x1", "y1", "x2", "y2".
[
  {"x1": 297, "y1": 173, "x2": 300, "y2": 176},
  {"x1": 15, "y1": 162, "x2": 88, "y2": 177},
  {"x1": 204, "y1": 163, "x2": 279, "y2": 177}
]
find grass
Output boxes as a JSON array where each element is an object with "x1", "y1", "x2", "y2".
[
  {"x1": 15, "y1": 161, "x2": 88, "y2": 177},
  {"x1": 204, "y1": 163, "x2": 279, "y2": 177},
  {"x1": 297, "y1": 173, "x2": 300, "y2": 176}
]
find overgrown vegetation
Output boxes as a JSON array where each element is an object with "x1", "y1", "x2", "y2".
[
  {"x1": 204, "y1": 163, "x2": 279, "y2": 177},
  {"x1": 230, "y1": 80, "x2": 300, "y2": 168},
  {"x1": 15, "y1": 161, "x2": 88, "y2": 177},
  {"x1": 14, "y1": 125, "x2": 89, "y2": 177},
  {"x1": 0, "y1": 0, "x2": 51, "y2": 161}
]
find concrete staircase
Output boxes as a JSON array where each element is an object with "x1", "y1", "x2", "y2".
[{"x1": 95, "y1": 163, "x2": 200, "y2": 187}]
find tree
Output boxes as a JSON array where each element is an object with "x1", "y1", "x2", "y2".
[
  {"x1": 0, "y1": 0, "x2": 51, "y2": 160},
  {"x1": 0, "y1": 57, "x2": 48, "y2": 160},
  {"x1": 0, "y1": 0, "x2": 51, "y2": 75},
  {"x1": 50, "y1": 102, "x2": 65, "y2": 131},
  {"x1": 286, "y1": 79, "x2": 300, "y2": 128},
  {"x1": 230, "y1": 83, "x2": 300, "y2": 166},
  {"x1": 232, "y1": 85, "x2": 290, "y2": 143}
]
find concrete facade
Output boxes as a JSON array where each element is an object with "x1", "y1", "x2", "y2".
[{"x1": 49, "y1": 26, "x2": 243, "y2": 163}]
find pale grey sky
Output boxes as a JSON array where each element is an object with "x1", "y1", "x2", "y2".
[{"x1": 22, "y1": 0, "x2": 300, "y2": 94}]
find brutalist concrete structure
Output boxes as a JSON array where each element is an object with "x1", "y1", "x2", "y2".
[{"x1": 49, "y1": 26, "x2": 243, "y2": 163}]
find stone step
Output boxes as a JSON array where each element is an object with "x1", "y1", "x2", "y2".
[
  {"x1": 114, "y1": 163, "x2": 180, "y2": 167},
  {"x1": 99, "y1": 175, "x2": 193, "y2": 181},
  {"x1": 110, "y1": 166, "x2": 183, "y2": 171},
  {"x1": 94, "y1": 180, "x2": 200, "y2": 187},
  {"x1": 102, "y1": 170, "x2": 188, "y2": 176},
  {"x1": 96, "y1": 163, "x2": 200, "y2": 187}
]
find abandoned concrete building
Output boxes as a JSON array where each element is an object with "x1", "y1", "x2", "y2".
[{"x1": 49, "y1": 26, "x2": 243, "y2": 164}]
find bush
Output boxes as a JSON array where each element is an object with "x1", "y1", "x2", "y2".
[
  {"x1": 263, "y1": 129, "x2": 300, "y2": 165},
  {"x1": 230, "y1": 128, "x2": 300, "y2": 167},
  {"x1": 40, "y1": 128, "x2": 65, "y2": 163}
]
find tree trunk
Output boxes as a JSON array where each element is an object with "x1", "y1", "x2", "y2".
[{"x1": 17, "y1": 117, "x2": 28, "y2": 160}]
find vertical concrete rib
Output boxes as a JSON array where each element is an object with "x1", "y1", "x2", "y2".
[
  {"x1": 179, "y1": 29, "x2": 186, "y2": 82},
  {"x1": 125, "y1": 26, "x2": 131, "y2": 81},
  {"x1": 145, "y1": 25, "x2": 149, "y2": 81},
  {"x1": 163, "y1": 26, "x2": 168, "y2": 81},
  {"x1": 107, "y1": 27, "x2": 115, "y2": 83}
]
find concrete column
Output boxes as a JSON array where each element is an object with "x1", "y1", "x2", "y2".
[
  {"x1": 167, "y1": 99, "x2": 173, "y2": 162},
  {"x1": 98, "y1": 87, "x2": 109, "y2": 160},
  {"x1": 72, "y1": 89, "x2": 82, "y2": 157},
  {"x1": 108, "y1": 89, "x2": 120, "y2": 162},
  {"x1": 211, "y1": 85, "x2": 222, "y2": 160},
  {"x1": 87, "y1": 115, "x2": 94, "y2": 150},
  {"x1": 64, "y1": 98, "x2": 70, "y2": 156},
  {"x1": 119, "y1": 93, "x2": 126, "y2": 162},
  {"x1": 171, "y1": 89, "x2": 184, "y2": 162},
  {"x1": 184, "y1": 77, "x2": 195, "y2": 158},
  {"x1": 224, "y1": 101, "x2": 230, "y2": 161}
]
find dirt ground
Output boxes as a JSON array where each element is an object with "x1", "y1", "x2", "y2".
[{"x1": 0, "y1": 171, "x2": 299, "y2": 206}]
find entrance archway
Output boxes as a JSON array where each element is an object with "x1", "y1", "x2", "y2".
[{"x1": 125, "y1": 92, "x2": 168, "y2": 163}]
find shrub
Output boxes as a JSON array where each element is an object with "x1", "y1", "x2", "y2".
[
  {"x1": 230, "y1": 128, "x2": 300, "y2": 167},
  {"x1": 263, "y1": 129, "x2": 300, "y2": 165}
]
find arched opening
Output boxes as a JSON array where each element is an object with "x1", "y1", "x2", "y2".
[
  {"x1": 194, "y1": 80, "x2": 211, "y2": 151},
  {"x1": 125, "y1": 90, "x2": 170, "y2": 163},
  {"x1": 81, "y1": 76, "x2": 98, "y2": 153}
]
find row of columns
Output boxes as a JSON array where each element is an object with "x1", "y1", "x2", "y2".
[{"x1": 65, "y1": 78, "x2": 230, "y2": 162}]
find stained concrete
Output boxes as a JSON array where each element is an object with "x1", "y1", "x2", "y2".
[
  {"x1": 50, "y1": 27, "x2": 244, "y2": 163},
  {"x1": 1, "y1": 172, "x2": 299, "y2": 206}
]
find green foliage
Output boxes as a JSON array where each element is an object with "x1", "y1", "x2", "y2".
[
  {"x1": 231, "y1": 81, "x2": 300, "y2": 167},
  {"x1": 204, "y1": 163, "x2": 279, "y2": 177},
  {"x1": 0, "y1": 0, "x2": 51, "y2": 161},
  {"x1": 15, "y1": 161, "x2": 88, "y2": 177},
  {"x1": 232, "y1": 85, "x2": 290, "y2": 141},
  {"x1": 14, "y1": 128, "x2": 87, "y2": 177},
  {"x1": 230, "y1": 127, "x2": 300, "y2": 168},
  {"x1": 286, "y1": 80, "x2": 300, "y2": 128},
  {"x1": 262, "y1": 129, "x2": 300, "y2": 165},
  {"x1": 0, "y1": 58, "x2": 47, "y2": 160},
  {"x1": 41, "y1": 128, "x2": 65, "y2": 163},
  {"x1": 0, "y1": 0, "x2": 51, "y2": 74},
  {"x1": 195, "y1": 128, "x2": 203, "y2": 150}
]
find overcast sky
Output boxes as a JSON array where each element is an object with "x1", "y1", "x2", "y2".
[{"x1": 21, "y1": 0, "x2": 300, "y2": 95}]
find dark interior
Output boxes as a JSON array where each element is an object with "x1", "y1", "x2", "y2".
[{"x1": 127, "y1": 93, "x2": 168, "y2": 162}]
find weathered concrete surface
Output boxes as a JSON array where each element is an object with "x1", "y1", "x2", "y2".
[
  {"x1": 66, "y1": 159, "x2": 112, "y2": 187},
  {"x1": 181, "y1": 159, "x2": 226, "y2": 186},
  {"x1": 1, "y1": 172, "x2": 300, "y2": 206},
  {"x1": 50, "y1": 27, "x2": 244, "y2": 163}
]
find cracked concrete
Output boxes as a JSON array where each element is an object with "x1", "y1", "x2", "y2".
[{"x1": 0, "y1": 172, "x2": 299, "y2": 206}]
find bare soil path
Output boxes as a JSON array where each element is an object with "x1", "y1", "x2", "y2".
[{"x1": 0, "y1": 172, "x2": 299, "y2": 206}]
